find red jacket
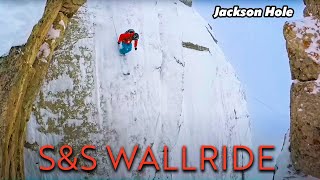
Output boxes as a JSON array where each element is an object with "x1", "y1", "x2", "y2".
[{"x1": 118, "y1": 33, "x2": 138, "y2": 48}]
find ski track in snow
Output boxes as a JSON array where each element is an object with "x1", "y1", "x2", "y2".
[{"x1": 25, "y1": 0, "x2": 251, "y2": 179}]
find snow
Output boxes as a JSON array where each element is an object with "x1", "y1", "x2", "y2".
[
  {"x1": 59, "y1": 20, "x2": 66, "y2": 30},
  {"x1": 26, "y1": 111, "x2": 63, "y2": 147},
  {"x1": 273, "y1": 130, "x2": 319, "y2": 180},
  {"x1": 47, "y1": 25, "x2": 61, "y2": 40},
  {"x1": 293, "y1": 79, "x2": 300, "y2": 84},
  {"x1": 309, "y1": 74, "x2": 320, "y2": 94},
  {"x1": 46, "y1": 74, "x2": 74, "y2": 93},
  {"x1": 23, "y1": 0, "x2": 251, "y2": 179},
  {"x1": 0, "y1": 0, "x2": 45, "y2": 56},
  {"x1": 37, "y1": 42, "x2": 50, "y2": 62}
]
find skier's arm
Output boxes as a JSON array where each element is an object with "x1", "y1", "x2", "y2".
[
  {"x1": 118, "y1": 34, "x2": 124, "y2": 43},
  {"x1": 134, "y1": 40, "x2": 138, "y2": 49}
]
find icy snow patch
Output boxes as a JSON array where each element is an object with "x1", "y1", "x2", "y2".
[
  {"x1": 293, "y1": 79, "x2": 300, "y2": 84},
  {"x1": 37, "y1": 42, "x2": 50, "y2": 63},
  {"x1": 59, "y1": 20, "x2": 66, "y2": 30},
  {"x1": 292, "y1": 16, "x2": 320, "y2": 35},
  {"x1": 291, "y1": 16, "x2": 320, "y2": 63},
  {"x1": 47, "y1": 25, "x2": 61, "y2": 40},
  {"x1": 64, "y1": 119, "x2": 84, "y2": 127},
  {"x1": 25, "y1": 113, "x2": 41, "y2": 144},
  {"x1": 46, "y1": 74, "x2": 74, "y2": 93},
  {"x1": 309, "y1": 74, "x2": 320, "y2": 94}
]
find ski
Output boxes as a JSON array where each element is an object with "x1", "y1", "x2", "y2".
[
  {"x1": 120, "y1": 55, "x2": 130, "y2": 76},
  {"x1": 117, "y1": 43, "x2": 130, "y2": 76}
]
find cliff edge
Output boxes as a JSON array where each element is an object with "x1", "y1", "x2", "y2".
[
  {"x1": 0, "y1": 0, "x2": 85, "y2": 179},
  {"x1": 280, "y1": 0, "x2": 320, "y2": 178}
]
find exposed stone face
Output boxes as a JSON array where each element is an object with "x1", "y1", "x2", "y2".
[
  {"x1": 284, "y1": 18, "x2": 320, "y2": 81},
  {"x1": 179, "y1": 0, "x2": 192, "y2": 7},
  {"x1": 304, "y1": 0, "x2": 320, "y2": 18},
  {"x1": 284, "y1": 0, "x2": 320, "y2": 178},
  {"x1": 290, "y1": 81, "x2": 320, "y2": 177},
  {"x1": 182, "y1": 41, "x2": 210, "y2": 52},
  {"x1": 0, "y1": 0, "x2": 85, "y2": 179}
]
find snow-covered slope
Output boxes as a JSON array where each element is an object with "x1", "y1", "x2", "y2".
[{"x1": 24, "y1": 1, "x2": 251, "y2": 179}]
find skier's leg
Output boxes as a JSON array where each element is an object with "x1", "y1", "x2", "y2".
[
  {"x1": 120, "y1": 43, "x2": 129, "y2": 55},
  {"x1": 119, "y1": 43, "x2": 127, "y2": 55},
  {"x1": 119, "y1": 43, "x2": 123, "y2": 54},
  {"x1": 122, "y1": 43, "x2": 132, "y2": 54},
  {"x1": 127, "y1": 43, "x2": 132, "y2": 52}
]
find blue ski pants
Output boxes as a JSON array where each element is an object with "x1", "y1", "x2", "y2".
[{"x1": 119, "y1": 42, "x2": 132, "y2": 55}]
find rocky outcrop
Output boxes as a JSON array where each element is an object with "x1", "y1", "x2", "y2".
[
  {"x1": 304, "y1": 0, "x2": 320, "y2": 18},
  {"x1": 0, "y1": 0, "x2": 85, "y2": 179},
  {"x1": 283, "y1": 0, "x2": 320, "y2": 178},
  {"x1": 273, "y1": 131, "x2": 318, "y2": 180},
  {"x1": 182, "y1": 41, "x2": 210, "y2": 52},
  {"x1": 179, "y1": 0, "x2": 192, "y2": 7}
]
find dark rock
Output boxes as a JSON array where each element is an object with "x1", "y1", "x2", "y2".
[{"x1": 179, "y1": 0, "x2": 192, "y2": 7}]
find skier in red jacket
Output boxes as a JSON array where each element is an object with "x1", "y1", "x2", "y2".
[{"x1": 118, "y1": 29, "x2": 139, "y2": 55}]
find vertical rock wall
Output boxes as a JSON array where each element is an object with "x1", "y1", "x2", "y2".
[
  {"x1": 284, "y1": 0, "x2": 320, "y2": 178},
  {"x1": 0, "y1": 0, "x2": 85, "y2": 179}
]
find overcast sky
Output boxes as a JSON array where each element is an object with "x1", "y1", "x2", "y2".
[{"x1": 193, "y1": 1, "x2": 304, "y2": 179}]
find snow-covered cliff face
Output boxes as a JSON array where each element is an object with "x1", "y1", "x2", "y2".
[{"x1": 25, "y1": 1, "x2": 251, "y2": 179}]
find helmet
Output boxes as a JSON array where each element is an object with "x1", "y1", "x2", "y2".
[
  {"x1": 126, "y1": 29, "x2": 135, "y2": 34},
  {"x1": 133, "y1": 33, "x2": 139, "y2": 40}
]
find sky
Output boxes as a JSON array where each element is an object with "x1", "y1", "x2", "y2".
[
  {"x1": 193, "y1": 0, "x2": 304, "y2": 179},
  {"x1": 0, "y1": 0, "x2": 45, "y2": 56}
]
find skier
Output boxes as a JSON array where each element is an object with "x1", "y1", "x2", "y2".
[{"x1": 117, "y1": 29, "x2": 139, "y2": 55}]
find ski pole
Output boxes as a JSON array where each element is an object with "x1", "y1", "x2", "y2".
[{"x1": 111, "y1": 16, "x2": 118, "y2": 37}]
